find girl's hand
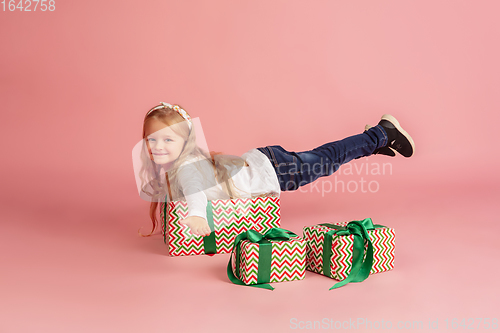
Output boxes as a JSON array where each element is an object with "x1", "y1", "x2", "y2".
[{"x1": 179, "y1": 216, "x2": 211, "y2": 236}]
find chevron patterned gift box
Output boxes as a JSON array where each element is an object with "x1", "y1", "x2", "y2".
[
  {"x1": 303, "y1": 218, "x2": 395, "y2": 289},
  {"x1": 228, "y1": 228, "x2": 306, "y2": 290},
  {"x1": 160, "y1": 196, "x2": 281, "y2": 256}
]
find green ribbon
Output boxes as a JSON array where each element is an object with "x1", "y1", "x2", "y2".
[
  {"x1": 163, "y1": 194, "x2": 168, "y2": 244},
  {"x1": 203, "y1": 201, "x2": 217, "y2": 255},
  {"x1": 227, "y1": 228, "x2": 297, "y2": 291},
  {"x1": 320, "y1": 218, "x2": 385, "y2": 290}
]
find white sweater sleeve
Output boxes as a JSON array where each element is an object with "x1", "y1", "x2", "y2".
[{"x1": 177, "y1": 160, "x2": 211, "y2": 221}]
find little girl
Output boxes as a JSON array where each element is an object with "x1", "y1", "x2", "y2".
[{"x1": 137, "y1": 102, "x2": 414, "y2": 237}]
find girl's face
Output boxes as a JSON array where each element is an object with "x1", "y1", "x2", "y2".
[{"x1": 144, "y1": 119, "x2": 186, "y2": 168}]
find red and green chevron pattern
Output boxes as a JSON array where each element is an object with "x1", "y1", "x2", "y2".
[
  {"x1": 231, "y1": 235, "x2": 306, "y2": 285},
  {"x1": 303, "y1": 222, "x2": 395, "y2": 280},
  {"x1": 161, "y1": 196, "x2": 281, "y2": 256}
]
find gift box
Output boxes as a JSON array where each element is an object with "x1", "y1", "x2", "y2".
[
  {"x1": 228, "y1": 228, "x2": 307, "y2": 290},
  {"x1": 303, "y1": 218, "x2": 395, "y2": 289},
  {"x1": 160, "y1": 196, "x2": 281, "y2": 256}
]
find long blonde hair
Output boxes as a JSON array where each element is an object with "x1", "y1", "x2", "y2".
[{"x1": 138, "y1": 104, "x2": 247, "y2": 237}]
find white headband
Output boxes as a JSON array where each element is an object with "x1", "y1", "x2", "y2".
[{"x1": 146, "y1": 102, "x2": 192, "y2": 130}]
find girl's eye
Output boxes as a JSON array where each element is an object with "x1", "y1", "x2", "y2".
[
  {"x1": 165, "y1": 138, "x2": 173, "y2": 142},
  {"x1": 147, "y1": 138, "x2": 156, "y2": 142}
]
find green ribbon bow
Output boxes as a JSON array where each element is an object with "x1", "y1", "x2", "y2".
[
  {"x1": 320, "y1": 218, "x2": 385, "y2": 290},
  {"x1": 227, "y1": 228, "x2": 297, "y2": 291}
]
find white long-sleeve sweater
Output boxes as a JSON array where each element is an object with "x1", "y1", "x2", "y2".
[{"x1": 177, "y1": 148, "x2": 280, "y2": 221}]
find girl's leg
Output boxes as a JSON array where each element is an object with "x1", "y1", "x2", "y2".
[{"x1": 257, "y1": 125, "x2": 388, "y2": 191}]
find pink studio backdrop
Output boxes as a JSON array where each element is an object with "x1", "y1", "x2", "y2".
[{"x1": 1, "y1": 1, "x2": 499, "y2": 332}]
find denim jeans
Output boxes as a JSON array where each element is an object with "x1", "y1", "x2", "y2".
[{"x1": 256, "y1": 125, "x2": 388, "y2": 191}]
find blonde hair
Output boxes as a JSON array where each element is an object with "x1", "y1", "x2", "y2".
[{"x1": 138, "y1": 103, "x2": 248, "y2": 237}]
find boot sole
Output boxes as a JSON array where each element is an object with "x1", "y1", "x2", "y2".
[{"x1": 381, "y1": 114, "x2": 415, "y2": 157}]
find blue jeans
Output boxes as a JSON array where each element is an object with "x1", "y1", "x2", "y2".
[{"x1": 256, "y1": 125, "x2": 388, "y2": 191}]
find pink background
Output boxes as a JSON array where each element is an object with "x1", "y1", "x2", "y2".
[{"x1": 1, "y1": 0, "x2": 499, "y2": 332}]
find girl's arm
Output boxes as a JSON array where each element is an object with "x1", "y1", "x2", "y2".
[{"x1": 177, "y1": 160, "x2": 213, "y2": 236}]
